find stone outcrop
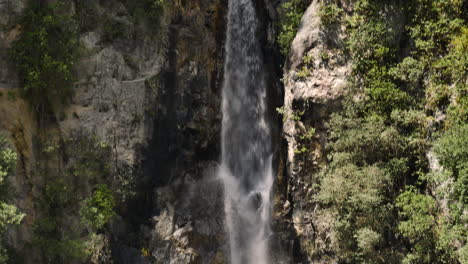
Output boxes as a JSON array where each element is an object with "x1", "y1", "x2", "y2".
[
  {"x1": 274, "y1": 0, "x2": 350, "y2": 262},
  {"x1": 1, "y1": 0, "x2": 229, "y2": 263}
]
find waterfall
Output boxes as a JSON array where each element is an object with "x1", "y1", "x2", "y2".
[{"x1": 220, "y1": 0, "x2": 274, "y2": 264}]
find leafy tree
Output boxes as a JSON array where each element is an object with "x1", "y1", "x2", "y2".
[
  {"x1": 319, "y1": 2, "x2": 343, "y2": 28},
  {"x1": 396, "y1": 187, "x2": 437, "y2": 264},
  {"x1": 277, "y1": 0, "x2": 310, "y2": 55},
  {"x1": 317, "y1": 109, "x2": 426, "y2": 263},
  {"x1": 80, "y1": 184, "x2": 115, "y2": 232},
  {"x1": 0, "y1": 138, "x2": 25, "y2": 264},
  {"x1": 32, "y1": 135, "x2": 114, "y2": 263},
  {"x1": 10, "y1": 1, "x2": 78, "y2": 111},
  {"x1": 313, "y1": 1, "x2": 466, "y2": 263},
  {"x1": 430, "y1": 124, "x2": 468, "y2": 264},
  {"x1": 32, "y1": 175, "x2": 87, "y2": 263}
]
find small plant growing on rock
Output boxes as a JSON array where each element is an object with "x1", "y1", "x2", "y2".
[
  {"x1": 276, "y1": 107, "x2": 304, "y2": 121},
  {"x1": 297, "y1": 66, "x2": 312, "y2": 79},
  {"x1": 297, "y1": 52, "x2": 314, "y2": 79},
  {"x1": 300, "y1": 127, "x2": 316, "y2": 140},
  {"x1": 294, "y1": 145, "x2": 309, "y2": 154},
  {"x1": 320, "y1": 51, "x2": 330, "y2": 63},
  {"x1": 303, "y1": 52, "x2": 314, "y2": 65},
  {"x1": 80, "y1": 184, "x2": 115, "y2": 232}
]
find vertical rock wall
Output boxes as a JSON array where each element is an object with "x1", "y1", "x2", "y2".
[
  {"x1": 1, "y1": 0, "x2": 231, "y2": 263},
  {"x1": 275, "y1": 0, "x2": 350, "y2": 262}
]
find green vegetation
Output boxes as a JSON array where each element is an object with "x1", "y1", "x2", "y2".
[
  {"x1": 32, "y1": 135, "x2": 115, "y2": 263},
  {"x1": 319, "y1": 109, "x2": 424, "y2": 263},
  {"x1": 297, "y1": 52, "x2": 314, "y2": 79},
  {"x1": 80, "y1": 184, "x2": 115, "y2": 232},
  {"x1": 10, "y1": 1, "x2": 78, "y2": 112},
  {"x1": 32, "y1": 175, "x2": 87, "y2": 263},
  {"x1": 277, "y1": 0, "x2": 310, "y2": 55},
  {"x1": 312, "y1": 0, "x2": 467, "y2": 263},
  {"x1": 276, "y1": 106, "x2": 304, "y2": 122},
  {"x1": 396, "y1": 187, "x2": 438, "y2": 264},
  {"x1": 0, "y1": 138, "x2": 25, "y2": 264},
  {"x1": 297, "y1": 66, "x2": 312, "y2": 79},
  {"x1": 319, "y1": 2, "x2": 343, "y2": 28}
]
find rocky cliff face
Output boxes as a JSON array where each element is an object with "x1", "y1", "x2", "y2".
[
  {"x1": 0, "y1": 0, "x2": 285, "y2": 263},
  {"x1": 137, "y1": 1, "x2": 227, "y2": 262},
  {"x1": 1, "y1": 0, "x2": 229, "y2": 263},
  {"x1": 272, "y1": 0, "x2": 350, "y2": 262}
]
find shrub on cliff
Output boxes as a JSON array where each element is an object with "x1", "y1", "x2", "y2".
[
  {"x1": 0, "y1": 138, "x2": 25, "y2": 264},
  {"x1": 10, "y1": 1, "x2": 78, "y2": 112},
  {"x1": 80, "y1": 184, "x2": 115, "y2": 232},
  {"x1": 314, "y1": 1, "x2": 466, "y2": 262},
  {"x1": 277, "y1": 0, "x2": 310, "y2": 56}
]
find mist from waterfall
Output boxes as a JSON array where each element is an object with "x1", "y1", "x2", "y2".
[{"x1": 220, "y1": 0, "x2": 274, "y2": 264}]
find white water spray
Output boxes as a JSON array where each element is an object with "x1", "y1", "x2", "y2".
[{"x1": 220, "y1": 0, "x2": 274, "y2": 263}]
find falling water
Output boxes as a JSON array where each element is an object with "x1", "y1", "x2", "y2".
[{"x1": 220, "y1": 0, "x2": 274, "y2": 264}]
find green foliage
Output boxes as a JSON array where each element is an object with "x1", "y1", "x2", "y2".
[
  {"x1": 347, "y1": 17, "x2": 394, "y2": 74},
  {"x1": 0, "y1": 138, "x2": 25, "y2": 263},
  {"x1": 312, "y1": 0, "x2": 466, "y2": 263},
  {"x1": 434, "y1": 124, "x2": 468, "y2": 176},
  {"x1": 10, "y1": 1, "x2": 78, "y2": 111},
  {"x1": 319, "y1": 50, "x2": 330, "y2": 62},
  {"x1": 297, "y1": 52, "x2": 314, "y2": 78},
  {"x1": 297, "y1": 66, "x2": 311, "y2": 79},
  {"x1": 32, "y1": 216, "x2": 87, "y2": 263},
  {"x1": 345, "y1": 5, "x2": 415, "y2": 116},
  {"x1": 319, "y1": 162, "x2": 392, "y2": 262},
  {"x1": 406, "y1": 0, "x2": 464, "y2": 59},
  {"x1": 432, "y1": 124, "x2": 468, "y2": 254},
  {"x1": 277, "y1": 0, "x2": 310, "y2": 55},
  {"x1": 390, "y1": 57, "x2": 425, "y2": 92},
  {"x1": 317, "y1": 108, "x2": 428, "y2": 263},
  {"x1": 32, "y1": 135, "x2": 113, "y2": 263},
  {"x1": 396, "y1": 187, "x2": 439, "y2": 264},
  {"x1": 327, "y1": 112, "x2": 420, "y2": 168},
  {"x1": 0, "y1": 203, "x2": 23, "y2": 233},
  {"x1": 80, "y1": 184, "x2": 115, "y2": 232},
  {"x1": 355, "y1": 227, "x2": 381, "y2": 258},
  {"x1": 319, "y1": 2, "x2": 343, "y2": 28},
  {"x1": 32, "y1": 175, "x2": 87, "y2": 263},
  {"x1": 276, "y1": 106, "x2": 304, "y2": 122},
  {"x1": 66, "y1": 136, "x2": 111, "y2": 186},
  {"x1": 441, "y1": 27, "x2": 468, "y2": 127},
  {"x1": 405, "y1": 1, "x2": 467, "y2": 128},
  {"x1": 300, "y1": 127, "x2": 316, "y2": 140},
  {"x1": 397, "y1": 187, "x2": 436, "y2": 241}
]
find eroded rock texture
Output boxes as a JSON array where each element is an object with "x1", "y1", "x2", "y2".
[
  {"x1": 274, "y1": 0, "x2": 350, "y2": 262},
  {"x1": 1, "y1": 0, "x2": 229, "y2": 263}
]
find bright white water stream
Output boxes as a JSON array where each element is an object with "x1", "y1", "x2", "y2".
[{"x1": 220, "y1": 0, "x2": 274, "y2": 263}]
